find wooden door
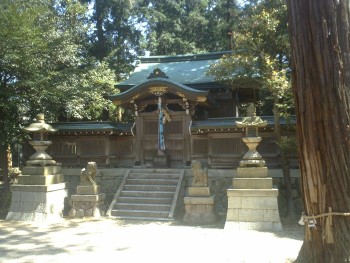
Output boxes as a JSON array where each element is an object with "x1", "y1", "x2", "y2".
[{"x1": 142, "y1": 111, "x2": 188, "y2": 167}]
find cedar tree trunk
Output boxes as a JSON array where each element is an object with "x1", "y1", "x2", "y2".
[{"x1": 287, "y1": 1, "x2": 350, "y2": 262}]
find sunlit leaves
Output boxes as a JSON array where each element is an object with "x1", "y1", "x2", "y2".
[{"x1": 0, "y1": 0, "x2": 116, "y2": 145}]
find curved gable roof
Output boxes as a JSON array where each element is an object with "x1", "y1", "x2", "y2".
[{"x1": 109, "y1": 78, "x2": 212, "y2": 106}]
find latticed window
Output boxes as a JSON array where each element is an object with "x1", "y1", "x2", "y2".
[
  {"x1": 192, "y1": 138, "x2": 208, "y2": 155},
  {"x1": 51, "y1": 139, "x2": 77, "y2": 155},
  {"x1": 81, "y1": 139, "x2": 105, "y2": 155},
  {"x1": 211, "y1": 137, "x2": 241, "y2": 154}
]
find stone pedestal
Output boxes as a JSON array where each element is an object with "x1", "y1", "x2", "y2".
[
  {"x1": 6, "y1": 165, "x2": 67, "y2": 222},
  {"x1": 69, "y1": 185, "x2": 106, "y2": 218},
  {"x1": 225, "y1": 167, "x2": 282, "y2": 231},
  {"x1": 183, "y1": 186, "x2": 217, "y2": 224}
]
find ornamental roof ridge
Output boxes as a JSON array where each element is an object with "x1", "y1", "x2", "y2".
[{"x1": 140, "y1": 51, "x2": 233, "y2": 63}]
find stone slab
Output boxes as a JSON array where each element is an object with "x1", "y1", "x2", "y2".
[
  {"x1": 11, "y1": 183, "x2": 67, "y2": 192},
  {"x1": 228, "y1": 196, "x2": 279, "y2": 209},
  {"x1": 77, "y1": 185, "x2": 101, "y2": 195},
  {"x1": 184, "y1": 196, "x2": 215, "y2": 205},
  {"x1": 236, "y1": 167, "x2": 268, "y2": 178},
  {"x1": 18, "y1": 174, "x2": 64, "y2": 185},
  {"x1": 71, "y1": 193, "x2": 106, "y2": 202},
  {"x1": 232, "y1": 178, "x2": 273, "y2": 189},
  {"x1": 188, "y1": 187, "x2": 210, "y2": 197},
  {"x1": 227, "y1": 188, "x2": 278, "y2": 197},
  {"x1": 22, "y1": 165, "x2": 61, "y2": 175}
]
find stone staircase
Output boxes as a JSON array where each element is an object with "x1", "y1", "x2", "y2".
[{"x1": 107, "y1": 169, "x2": 184, "y2": 220}]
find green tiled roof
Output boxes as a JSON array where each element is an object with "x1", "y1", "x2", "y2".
[
  {"x1": 117, "y1": 51, "x2": 231, "y2": 89},
  {"x1": 110, "y1": 78, "x2": 210, "y2": 103},
  {"x1": 51, "y1": 122, "x2": 133, "y2": 134}
]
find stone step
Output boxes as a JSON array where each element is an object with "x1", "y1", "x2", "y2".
[
  {"x1": 130, "y1": 169, "x2": 180, "y2": 174},
  {"x1": 108, "y1": 169, "x2": 184, "y2": 221},
  {"x1": 111, "y1": 216, "x2": 173, "y2": 221},
  {"x1": 128, "y1": 173, "x2": 180, "y2": 180},
  {"x1": 117, "y1": 196, "x2": 173, "y2": 205},
  {"x1": 120, "y1": 190, "x2": 175, "y2": 198},
  {"x1": 123, "y1": 184, "x2": 177, "y2": 192},
  {"x1": 111, "y1": 209, "x2": 170, "y2": 219},
  {"x1": 126, "y1": 178, "x2": 179, "y2": 185},
  {"x1": 115, "y1": 203, "x2": 171, "y2": 211}
]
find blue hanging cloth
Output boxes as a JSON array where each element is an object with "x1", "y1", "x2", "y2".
[{"x1": 158, "y1": 97, "x2": 166, "y2": 152}]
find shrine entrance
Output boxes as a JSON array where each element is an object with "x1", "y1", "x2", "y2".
[
  {"x1": 109, "y1": 68, "x2": 214, "y2": 168},
  {"x1": 140, "y1": 111, "x2": 191, "y2": 167}
]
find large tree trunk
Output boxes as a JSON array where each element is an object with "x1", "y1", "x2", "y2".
[{"x1": 287, "y1": 1, "x2": 350, "y2": 262}]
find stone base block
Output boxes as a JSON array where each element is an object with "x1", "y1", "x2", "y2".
[
  {"x1": 71, "y1": 193, "x2": 105, "y2": 202},
  {"x1": 236, "y1": 167, "x2": 268, "y2": 178},
  {"x1": 77, "y1": 185, "x2": 101, "y2": 195},
  {"x1": 224, "y1": 221, "x2": 282, "y2": 232},
  {"x1": 22, "y1": 165, "x2": 61, "y2": 176},
  {"x1": 18, "y1": 174, "x2": 64, "y2": 185},
  {"x1": 6, "y1": 183, "x2": 67, "y2": 223},
  {"x1": 232, "y1": 178, "x2": 273, "y2": 189},
  {"x1": 183, "y1": 195, "x2": 217, "y2": 224},
  {"x1": 239, "y1": 159, "x2": 266, "y2": 167},
  {"x1": 188, "y1": 187, "x2": 210, "y2": 197},
  {"x1": 26, "y1": 159, "x2": 57, "y2": 167},
  {"x1": 225, "y1": 187, "x2": 282, "y2": 232},
  {"x1": 69, "y1": 193, "x2": 106, "y2": 218}
]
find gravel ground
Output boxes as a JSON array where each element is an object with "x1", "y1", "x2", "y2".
[{"x1": 0, "y1": 218, "x2": 304, "y2": 263}]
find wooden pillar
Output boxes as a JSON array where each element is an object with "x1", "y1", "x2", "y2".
[
  {"x1": 134, "y1": 115, "x2": 143, "y2": 166},
  {"x1": 105, "y1": 135, "x2": 110, "y2": 166},
  {"x1": 183, "y1": 114, "x2": 192, "y2": 165}
]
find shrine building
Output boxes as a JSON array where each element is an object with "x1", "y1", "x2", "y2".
[{"x1": 47, "y1": 51, "x2": 295, "y2": 169}]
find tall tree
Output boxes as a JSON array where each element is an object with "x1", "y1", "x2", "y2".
[
  {"x1": 136, "y1": 0, "x2": 213, "y2": 55},
  {"x1": 81, "y1": 0, "x2": 142, "y2": 79},
  {"x1": 287, "y1": 0, "x2": 350, "y2": 262}
]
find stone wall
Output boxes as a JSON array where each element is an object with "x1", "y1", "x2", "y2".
[{"x1": 62, "y1": 168, "x2": 302, "y2": 219}]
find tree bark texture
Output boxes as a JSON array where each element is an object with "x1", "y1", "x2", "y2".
[{"x1": 287, "y1": 1, "x2": 350, "y2": 262}]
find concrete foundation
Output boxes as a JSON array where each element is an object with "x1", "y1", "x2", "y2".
[{"x1": 6, "y1": 183, "x2": 67, "y2": 222}]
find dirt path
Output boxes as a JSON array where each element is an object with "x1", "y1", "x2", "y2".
[{"x1": 0, "y1": 218, "x2": 303, "y2": 263}]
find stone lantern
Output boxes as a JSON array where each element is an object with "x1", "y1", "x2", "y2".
[
  {"x1": 6, "y1": 113, "x2": 67, "y2": 222},
  {"x1": 225, "y1": 104, "x2": 282, "y2": 231},
  {"x1": 24, "y1": 113, "x2": 57, "y2": 166},
  {"x1": 236, "y1": 104, "x2": 267, "y2": 167}
]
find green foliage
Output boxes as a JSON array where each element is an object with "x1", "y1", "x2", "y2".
[
  {"x1": 207, "y1": 0, "x2": 293, "y2": 115},
  {"x1": 136, "y1": 0, "x2": 228, "y2": 55},
  {"x1": 81, "y1": 0, "x2": 143, "y2": 79},
  {"x1": 0, "y1": 0, "x2": 117, "y2": 145}
]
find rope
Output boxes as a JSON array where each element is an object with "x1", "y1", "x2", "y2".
[{"x1": 300, "y1": 207, "x2": 350, "y2": 244}]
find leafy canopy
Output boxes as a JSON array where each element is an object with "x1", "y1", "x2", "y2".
[{"x1": 0, "y1": 0, "x2": 117, "y2": 145}]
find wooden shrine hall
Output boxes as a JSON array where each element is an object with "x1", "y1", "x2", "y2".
[{"x1": 46, "y1": 52, "x2": 296, "y2": 169}]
